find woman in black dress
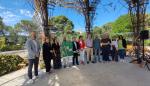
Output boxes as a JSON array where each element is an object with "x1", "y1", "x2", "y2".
[
  {"x1": 52, "y1": 37, "x2": 62, "y2": 69},
  {"x1": 43, "y1": 37, "x2": 53, "y2": 73}
]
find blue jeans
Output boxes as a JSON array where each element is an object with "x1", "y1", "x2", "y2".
[
  {"x1": 94, "y1": 48, "x2": 101, "y2": 62},
  {"x1": 118, "y1": 49, "x2": 125, "y2": 59},
  {"x1": 28, "y1": 57, "x2": 39, "y2": 79}
]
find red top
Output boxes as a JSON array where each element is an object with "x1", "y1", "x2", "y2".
[{"x1": 78, "y1": 40, "x2": 85, "y2": 49}]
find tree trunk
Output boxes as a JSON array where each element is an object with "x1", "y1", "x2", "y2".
[
  {"x1": 85, "y1": 0, "x2": 91, "y2": 34},
  {"x1": 41, "y1": 0, "x2": 49, "y2": 37},
  {"x1": 34, "y1": 0, "x2": 49, "y2": 37}
]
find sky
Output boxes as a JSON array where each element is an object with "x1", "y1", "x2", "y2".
[{"x1": 0, "y1": 0, "x2": 150, "y2": 32}]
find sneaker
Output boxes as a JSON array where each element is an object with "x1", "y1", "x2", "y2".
[
  {"x1": 49, "y1": 70, "x2": 53, "y2": 73},
  {"x1": 122, "y1": 60, "x2": 126, "y2": 63},
  {"x1": 64, "y1": 65, "x2": 66, "y2": 68},
  {"x1": 92, "y1": 61, "x2": 95, "y2": 63},
  {"x1": 33, "y1": 76, "x2": 38, "y2": 81},
  {"x1": 120, "y1": 59, "x2": 124, "y2": 62},
  {"x1": 98, "y1": 60, "x2": 101, "y2": 63},
  {"x1": 46, "y1": 72, "x2": 50, "y2": 75},
  {"x1": 26, "y1": 79, "x2": 34, "y2": 84}
]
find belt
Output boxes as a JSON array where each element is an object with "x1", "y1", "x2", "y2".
[{"x1": 87, "y1": 47, "x2": 93, "y2": 48}]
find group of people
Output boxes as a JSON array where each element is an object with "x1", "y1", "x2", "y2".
[
  {"x1": 25, "y1": 31, "x2": 127, "y2": 84},
  {"x1": 61, "y1": 33, "x2": 127, "y2": 67},
  {"x1": 25, "y1": 31, "x2": 62, "y2": 84}
]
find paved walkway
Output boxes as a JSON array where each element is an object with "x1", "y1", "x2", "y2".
[
  {"x1": 0, "y1": 50, "x2": 28, "y2": 58},
  {"x1": 0, "y1": 61, "x2": 150, "y2": 86}
]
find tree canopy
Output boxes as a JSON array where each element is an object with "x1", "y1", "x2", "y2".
[
  {"x1": 14, "y1": 20, "x2": 37, "y2": 33},
  {"x1": 93, "y1": 14, "x2": 133, "y2": 38},
  {"x1": 112, "y1": 14, "x2": 132, "y2": 33},
  {"x1": 50, "y1": 15, "x2": 74, "y2": 33},
  {"x1": 0, "y1": 17, "x2": 4, "y2": 29}
]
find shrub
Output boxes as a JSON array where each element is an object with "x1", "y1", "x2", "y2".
[
  {"x1": 0, "y1": 45, "x2": 23, "y2": 51},
  {"x1": 0, "y1": 37, "x2": 6, "y2": 48},
  {"x1": 145, "y1": 40, "x2": 150, "y2": 46},
  {"x1": 0, "y1": 55, "x2": 27, "y2": 76}
]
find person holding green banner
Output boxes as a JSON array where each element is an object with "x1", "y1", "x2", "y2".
[{"x1": 61, "y1": 37, "x2": 73, "y2": 68}]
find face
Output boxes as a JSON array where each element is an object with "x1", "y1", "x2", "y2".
[
  {"x1": 87, "y1": 34, "x2": 91, "y2": 39},
  {"x1": 31, "y1": 32, "x2": 36, "y2": 40},
  {"x1": 95, "y1": 35, "x2": 98, "y2": 39},
  {"x1": 63, "y1": 37, "x2": 66, "y2": 41},
  {"x1": 73, "y1": 37, "x2": 76, "y2": 41},
  {"x1": 45, "y1": 38, "x2": 49, "y2": 43},
  {"x1": 54, "y1": 38, "x2": 58, "y2": 43}
]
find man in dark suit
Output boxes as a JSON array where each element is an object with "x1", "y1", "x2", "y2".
[{"x1": 72, "y1": 37, "x2": 80, "y2": 65}]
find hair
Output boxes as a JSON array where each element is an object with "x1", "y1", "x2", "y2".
[
  {"x1": 79, "y1": 35, "x2": 83, "y2": 39},
  {"x1": 53, "y1": 37, "x2": 58, "y2": 43},
  {"x1": 30, "y1": 31, "x2": 36, "y2": 35},
  {"x1": 118, "y1": 35, "x2": 123, "y2": 40},
  {"x1": 31, "y1": 31, "x2": 36, "y2": 33},
  {"x1": 102, "y1": 32, "x2": 109, "y2": 39},
  {"x1": 43, "y1": 36, "x2": 50, "y2": 43}
]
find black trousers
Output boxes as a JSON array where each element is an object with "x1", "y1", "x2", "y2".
[
  {"x1": 28, "y1": 57, "x2": 39, "y2": 79},
  {"x1": 53, "y1": 56, "x2": 62, "y2": 69},
  {"x1": 111, "y1": 50, "x2": 118, "y2": 62},
  {"x1": 102, "y1": 46, "x2": 111, "y2": 61},
  {"x1": 73, "y1": 53, "x2": 79, "y2": 65},
  {"x1": 43, "y1": 57, "x2": 51, "y2": 72}
]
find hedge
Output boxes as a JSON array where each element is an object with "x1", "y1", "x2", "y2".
[
  {"x1": 0, "y1": 45, "x2": 23, "y2": 51},
  {"x1": 0, "y1": 55, "x2": 27, "y2": 76},
  {"x1": 0, "y1": 37, "x2": 6, "y2": 48}
]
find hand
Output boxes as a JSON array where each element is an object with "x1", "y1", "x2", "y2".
[{"x1": 35, "y1": 54, "x2": 39, "y2": 57}]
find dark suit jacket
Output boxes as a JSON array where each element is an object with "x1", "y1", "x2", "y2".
[{"x1": 72, "y1": 41, "x2": 80, "y2": 52}]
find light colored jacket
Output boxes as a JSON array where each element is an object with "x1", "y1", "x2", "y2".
[{"x1": 25, "y1": 38, "x2": 41, "y2": 59}]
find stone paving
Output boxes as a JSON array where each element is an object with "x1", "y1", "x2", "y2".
[{"x1": 0, "y1": 61, "x2": 150, "y2": 86}]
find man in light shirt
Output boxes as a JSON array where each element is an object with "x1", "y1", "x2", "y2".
[
  {"x1": 86, "y1": 34, "x2": 94, "y2": 63},
  {"x1": 25, "y1": 31, "x2": 41, "y2": 84}
]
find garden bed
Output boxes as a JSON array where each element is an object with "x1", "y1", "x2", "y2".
[{"x1": 0, "y1": 55, "x2": 27, "y2": 76}]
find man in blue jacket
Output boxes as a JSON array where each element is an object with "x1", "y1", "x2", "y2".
[{"x1": 93, "y1": 35, "x2": 101, "y2": 63}]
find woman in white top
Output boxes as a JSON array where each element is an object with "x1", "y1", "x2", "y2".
[{"x1": 111, "y1": 38, "x2": 118, "y2": 62}]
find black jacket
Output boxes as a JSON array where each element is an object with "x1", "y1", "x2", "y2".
[
  {"x1": 122, "y1": 39, "x2": 127, "y2": 48},
  {"x1": 43, "y1": 42, "x2": 52, "y2": 58},
  {"x1": 72, "y1": 41, "x2": 80, "y2": 52}
]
